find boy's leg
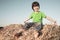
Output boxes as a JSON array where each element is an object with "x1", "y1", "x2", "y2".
[
  {"x1": 33, "y1": 23, "x2": 43, "y2": 38},
  {"x1": 23, "y1": 22, "x2": 35, "y2": 30}
]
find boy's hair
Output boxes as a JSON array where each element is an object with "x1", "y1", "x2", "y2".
[{"x1": 32, "y1": 1, "x2": 40, "y2": 10}]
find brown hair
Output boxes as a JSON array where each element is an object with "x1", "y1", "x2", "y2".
[{"x1": 32, "y1": 1, "x2": 40, "y2": 10}]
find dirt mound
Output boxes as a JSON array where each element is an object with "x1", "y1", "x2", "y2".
[{"x1": 0, "y1": 24, "x2": 60, "y2": 40}]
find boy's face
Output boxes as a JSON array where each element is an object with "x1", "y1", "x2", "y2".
[{"x1": 33, "y1": 6, "x2": 40, "y2": 12}]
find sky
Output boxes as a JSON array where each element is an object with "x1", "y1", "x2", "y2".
[{"x1": 0, "y1": 0, "x2": 60, "y2": 26}]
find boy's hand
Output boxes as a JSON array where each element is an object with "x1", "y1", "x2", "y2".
[
  {"x1": 24, "y1": 21, "x2": 27, "y2": 23},
  {"x1": 24, "y1": 18, "x2": 30, "y2": 23},
  {"x1": 24, "y1": 21, "x2": 26, "y2": 23},
  {"x1": 53, "y1": 21, "x2": 57, "y2": 26}
]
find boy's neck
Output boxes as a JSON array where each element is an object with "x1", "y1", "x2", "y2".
[{"x1": 34, "y1": 11, "x2": 40, "y2": 13}]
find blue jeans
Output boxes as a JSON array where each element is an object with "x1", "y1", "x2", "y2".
[{"x1": 24, "y1": 22, "x2": 43, "y2": 31}]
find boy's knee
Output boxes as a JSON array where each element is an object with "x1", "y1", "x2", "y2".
[
  {"x1": 23, "y1": 22, "x2": 35, "y2": 30},
  {"x1": 35, "y1": 25, "x2": 43, "y2": 31}
]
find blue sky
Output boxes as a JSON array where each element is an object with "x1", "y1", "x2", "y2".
[{"x1": 0, "y1": 0, "x2": 60, "y2": 26}]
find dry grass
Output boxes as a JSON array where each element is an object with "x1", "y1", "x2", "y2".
[{"x1": 0, "y1": 24, "x2": 60, "y2": 40}]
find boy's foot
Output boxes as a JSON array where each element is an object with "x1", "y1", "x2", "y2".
[
  {"x1": 33, "y1": 30, "x2": 39, "y2": 38},
  {"x1": 14, "y1": 32, "x2": 23, "y2": 38},
  {"x1": 33, "y1": 30, "x2": 42, "y2": 38},
  {"x1": 38, "y1": 31, "x2": 42, "y2": 37},
  {"x1": 14, "y1": 32, "x2": 23, "y2": 40}
]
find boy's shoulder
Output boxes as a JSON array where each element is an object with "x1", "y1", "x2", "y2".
[
  {"x1": 39, "y1": 11, "x2": 44, "y2": 13},
  {"x1": 40, "y1": 11, "x2": 46, "y2": 15}
]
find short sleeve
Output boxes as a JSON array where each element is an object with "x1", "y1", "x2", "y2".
[{"x1": 41, "y1": 12, "x2": 46, "y2": 18}]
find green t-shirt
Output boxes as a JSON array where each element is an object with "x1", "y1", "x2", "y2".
[{"x1": 29, "y1": 11, "x2": 46, "y2": 23}]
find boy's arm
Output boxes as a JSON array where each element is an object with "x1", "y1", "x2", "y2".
[
  {"x1": 24, "y1": 13, "x2": 33, "y2": 23},
  {"x1": 45, "y1": 16, "x2": 56, "y2": 25},
  {"x1": 24, "y1": 18, "x2": 31, "y2": 23}
]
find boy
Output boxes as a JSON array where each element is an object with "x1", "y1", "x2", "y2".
[
  {"x1": 24, "y1": 1, "x2": 56, "y2": 31},
  {"x1": 24, "y1": 1, "x2": 56, "y2": 38}
]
